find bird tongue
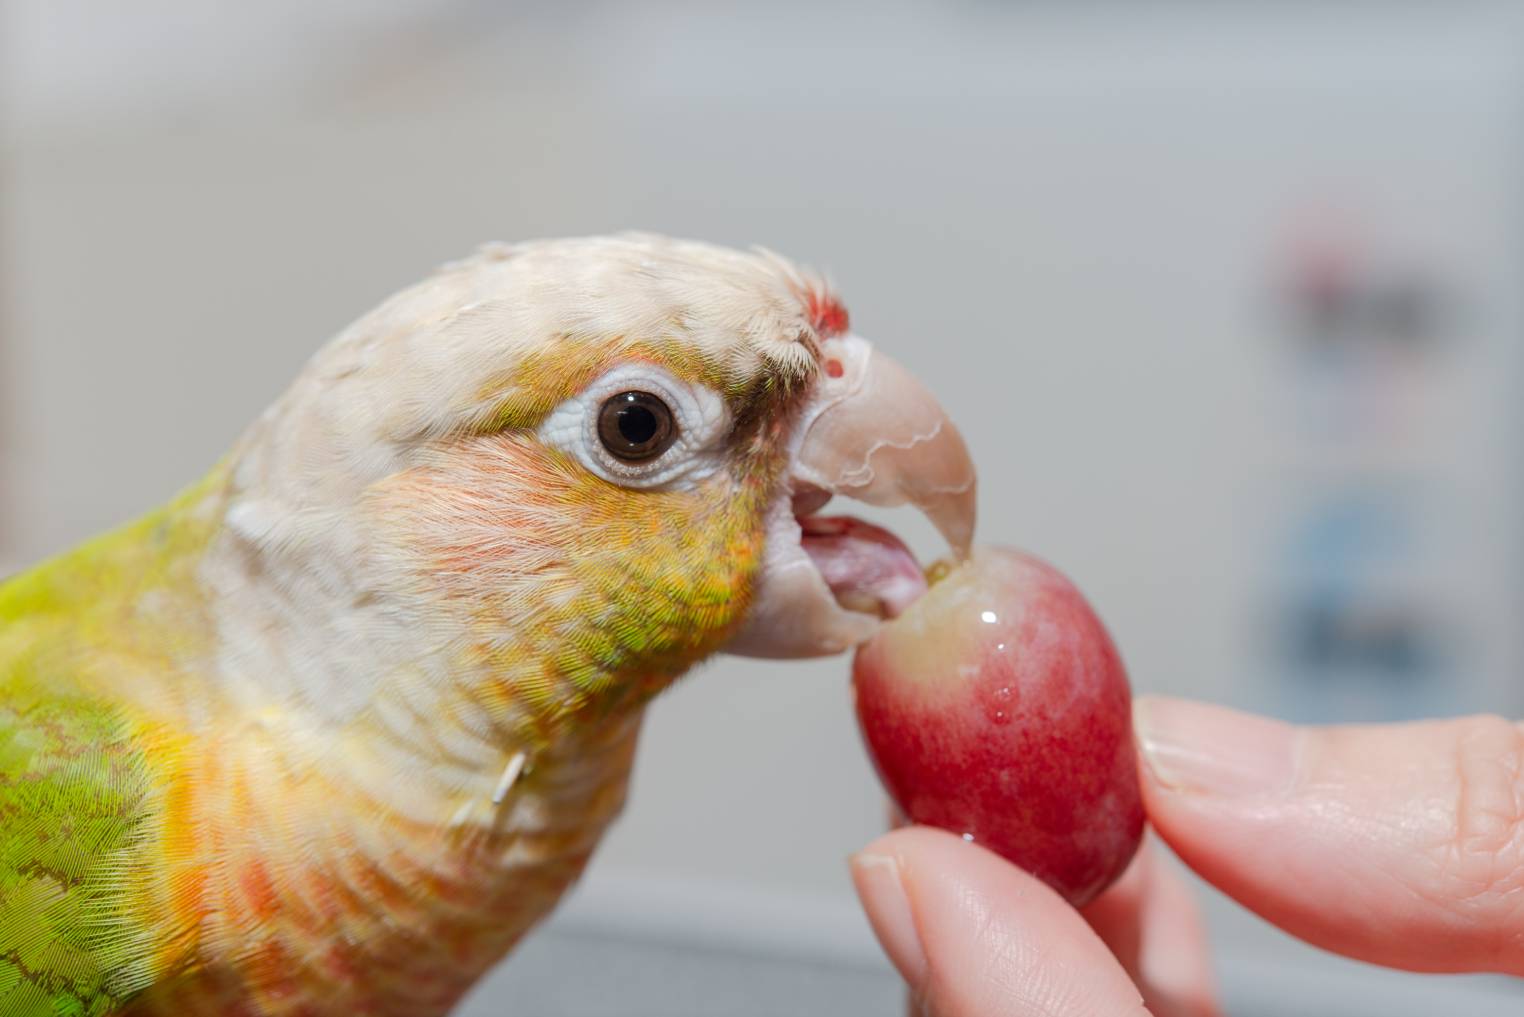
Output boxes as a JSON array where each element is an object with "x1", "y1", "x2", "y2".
[{"x1": 798, "y1": 515, "x2": 927, "y2": 619}]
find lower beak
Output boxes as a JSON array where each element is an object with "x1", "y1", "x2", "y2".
[{"x1": 725, "y1": 334, "x2": 977, "y2": 658}]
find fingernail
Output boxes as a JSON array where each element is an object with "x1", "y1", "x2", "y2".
[
  {"x1": 1135, "y1": 696, "x2": 1298, "y2": 797},
  {"x1": 849, "y1": 851, "x2": 928, "y2": 988}
]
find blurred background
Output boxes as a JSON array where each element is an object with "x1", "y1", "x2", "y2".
[{"x1": 5, "y1": 1, "x2": 1524, "y2": 1014}]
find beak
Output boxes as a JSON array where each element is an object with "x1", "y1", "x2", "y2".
[{"x1": 726, "y1": 334, "x2": 977, "y2": 658}]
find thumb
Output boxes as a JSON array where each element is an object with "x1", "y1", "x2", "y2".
[
  {"x1": 850, "y1": 827, "x2": 1151, "y2": 1017},
  {"x1": 1136, "y1": 696, "x2": 1524, "y2": 975}
]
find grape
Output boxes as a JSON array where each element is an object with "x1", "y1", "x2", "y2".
[{"x1": 852, "y1": 546, "x2": 1144, "y2": 906}]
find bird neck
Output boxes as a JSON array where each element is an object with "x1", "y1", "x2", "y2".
[{"x1": 0, "y1": 465, "x2": 229, "y2": 712}]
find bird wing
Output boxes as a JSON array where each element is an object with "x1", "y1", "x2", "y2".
[{"x1": 0, "y1": 676, "x2": 166, "y2": 1017}]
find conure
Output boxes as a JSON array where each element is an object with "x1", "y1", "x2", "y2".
[{"x1": 0, "y1": 234, "x2": 975, "y2": 1016}]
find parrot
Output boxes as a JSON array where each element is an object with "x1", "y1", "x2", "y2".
[{"x1": 0, "y1": 234, "x2": 976, "y2": 1016}]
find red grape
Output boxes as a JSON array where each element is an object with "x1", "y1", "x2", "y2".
[{"x1": 852, "y1": 546, "x2": 1144, "y2": 906}]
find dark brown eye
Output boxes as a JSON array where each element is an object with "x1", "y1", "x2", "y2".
[{"x1": 597, "y1": 391, "x2": 677, "y2": 462}]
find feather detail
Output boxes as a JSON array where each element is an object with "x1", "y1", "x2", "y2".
[{"x1": 0, "y1": 233, "x2": 835, "y2": 1015}]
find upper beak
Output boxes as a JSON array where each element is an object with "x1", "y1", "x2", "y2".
[{"x1": 725, "y1": 334, "x2": 977, "y2": 658}]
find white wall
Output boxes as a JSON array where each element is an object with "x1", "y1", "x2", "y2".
[{"x1": 6, "y1": 2, "x2": 1524, "y2": 1011}]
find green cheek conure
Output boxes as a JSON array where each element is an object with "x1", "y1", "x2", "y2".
[{"x1": 0, "y1": 234, "x2": 975, "y2": 1016}]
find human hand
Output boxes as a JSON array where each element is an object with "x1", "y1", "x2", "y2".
[{"x1": 851, "y1": 697, "x2": 1524, "y2": 1016}]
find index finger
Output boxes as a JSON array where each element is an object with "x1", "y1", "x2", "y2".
[{"x1": 1136, "y1": 696, "x2": 1524, "y2": 974}]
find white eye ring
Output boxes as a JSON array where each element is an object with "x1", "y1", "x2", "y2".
[{"x1": 536, "y1": 363, "x2": 731, "y2": 490}]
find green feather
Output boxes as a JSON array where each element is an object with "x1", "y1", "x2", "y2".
[
  {"x1": 0, "y1": 687, "x2": 157, "y2": 1015},
  {"x1": 0, "y1": 469, "x2": 226, "y2": 1016}
]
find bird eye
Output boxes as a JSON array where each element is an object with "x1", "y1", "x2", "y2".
[
  {"x1": 597, "y1": 391, "x2": 677, "y2": 462},
  {"x1": 539, "y1": 366, "x2": 727, "y2": 490}
]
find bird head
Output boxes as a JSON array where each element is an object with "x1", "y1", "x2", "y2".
[{"x1": 221, "y1": 234, "x2": 975, "y2": 733}]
